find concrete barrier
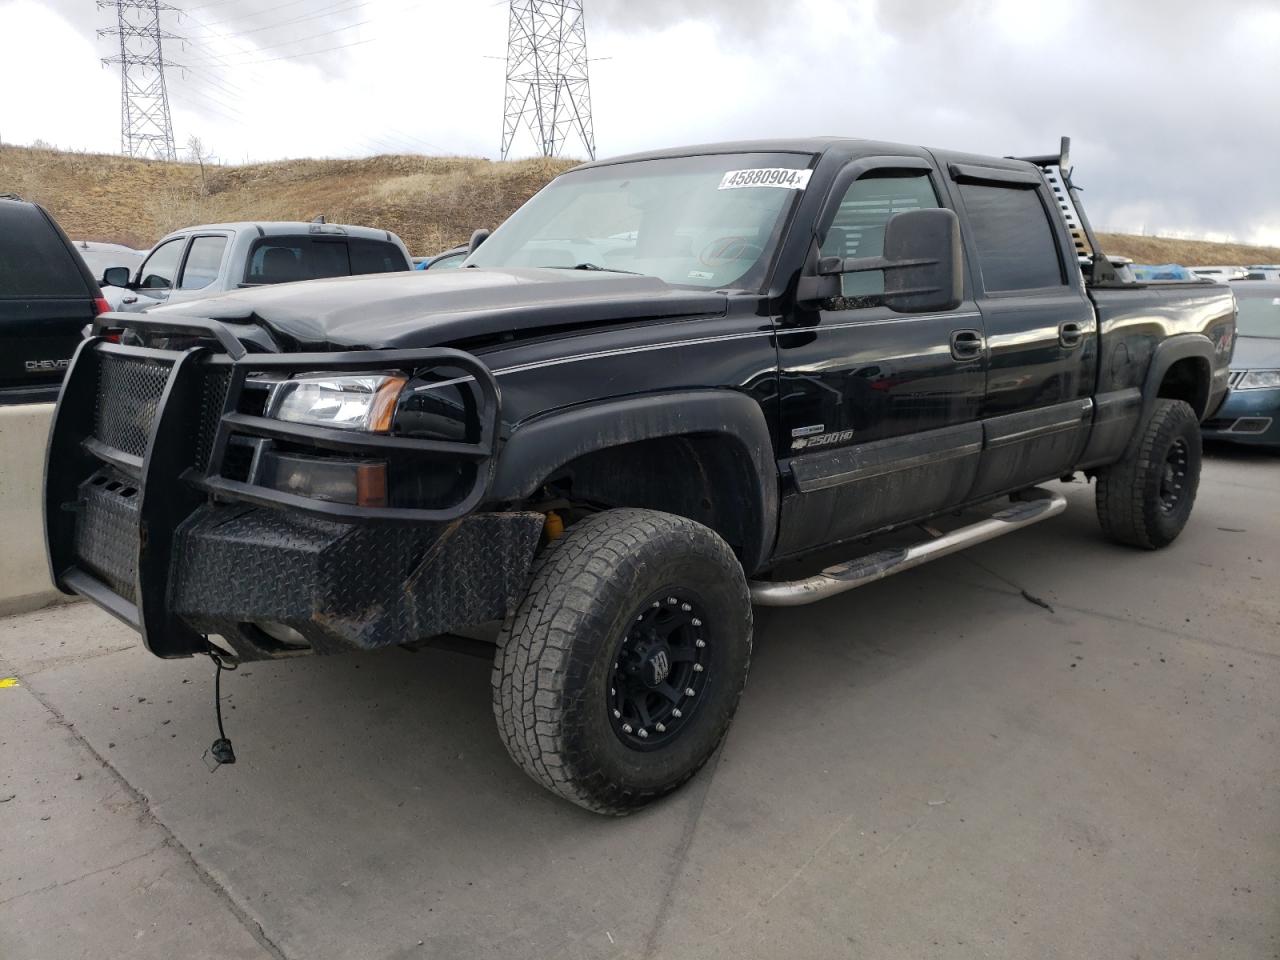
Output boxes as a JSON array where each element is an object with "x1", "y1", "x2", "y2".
[{"x1": 0, "y1": 403, "x2": 73, "y2": 616}]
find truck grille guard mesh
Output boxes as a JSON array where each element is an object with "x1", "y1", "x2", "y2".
[{"x1": 44, "y1": 314, "x2": 502, "y2": 656}]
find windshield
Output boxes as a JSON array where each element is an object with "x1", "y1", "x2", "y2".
[
  {"x1": 466, "y1": 152, "x2": 816, "y2": 290},
  {"x1": 1236, "y1": 291, "x2": 1280, "y2": 338}
]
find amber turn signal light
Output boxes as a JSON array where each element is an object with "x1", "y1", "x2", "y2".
[
  {"x1": 355, "y1": 462, "x2": 388, "y2": 508},
  {"x1": 369, "y1": 376, "x2": 408, "y2": 434}
]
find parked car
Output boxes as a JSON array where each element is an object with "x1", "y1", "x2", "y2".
[
  {"x1": 71, "y1": 240, "x2": 145, "y2": 310},
  {"x1": 1201, "y1": 281, "x2": 1280, "y2": 446},
  {"x1": 100, "y1": 220, "x2": 413, "y2": 313},
  {"x1": 1192, "y1": 265, "x2": 1248, "y2": 282},
  {"x1": 1243, "y1": 265, "x2": 1280, "y2": 280},
  {"x1": 0, "y1": 196, "x2": 110, "y2": 404},
  {"x1": 45, "y1": 136, "x2": 1235, "y2": 814},
  {"x1": 414, "y1": 245, "x2": 469, "y2": 271}
]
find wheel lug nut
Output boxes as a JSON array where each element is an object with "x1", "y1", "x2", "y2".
[
  {"x1": 622, "y1": 723, "x2": 633, "y2": 733},
  {"x1": 652, "y1": 601, "x2": 660, "y2": 608},
  {"x1": 638, "y1": 728, "x2": 648, "y2": 738},
  {"x1": 693, "y1": 663, "x2": 703, "y2": 672},
  {"x1": 691, "y1": 618, "x2": 702, "y2": 627},
  {"x1": 681, "y1": 602, "x2": 691, "y2": 612},
  {"x1": 685, "y1": 687, "x2": 696, "y2": 696},
  {"x1": 613, "y1": 709, "x2": 621, "y2": 718},
  {"x1": 672, "y1": 708, "x2": 682, "y2": 718},
  {"x1": 655, "y1": 722, "x2": 666, "y2": 732},
  {"x1": 695, "y1": 638, "x2": 705, "y2": 648},
  {"x1": 667, "y1": 596, "x2": 678, "y2": 605}
]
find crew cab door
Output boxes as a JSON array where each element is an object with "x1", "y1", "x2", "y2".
[
  {"x1": 943, "y1": 163, "x2": 1097, "y2": 497},
  {"x1": 774, "y1": 156, "x2": 987, "y2": 557}
]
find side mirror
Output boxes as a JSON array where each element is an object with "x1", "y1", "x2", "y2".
[
  {"x1": 799, "y1": 208, "x2": 964, "y2": 313},
  {"x1": 468, "y1": 228, "x2": 491, "y2": 255},
  {"x1": 101, "y1": 266, "x2": 131, "y2": 288}
]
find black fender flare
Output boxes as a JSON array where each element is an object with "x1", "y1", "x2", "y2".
[
  {"x1": 489, "y1": 390, "x2": 779, "y2": 571},
  {"x1": 1141, "y1": 333, "x2": 1216, "y2": 421}
]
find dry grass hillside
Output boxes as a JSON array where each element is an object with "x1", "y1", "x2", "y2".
[
  {"x1": 1096, "y1": 233, "x2": 1280, "y2": 268},
  {"x1": 0, "y1": 144, "x2": 575, "y2": 255},
  {"x1": 4, "y1": 144, "x2": 1278, "y2": 265}
]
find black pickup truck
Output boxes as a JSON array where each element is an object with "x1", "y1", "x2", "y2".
[{"x1": 44, "y1": 137, "x2": 1235, "y2": 814}]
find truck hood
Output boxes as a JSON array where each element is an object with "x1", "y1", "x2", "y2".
[{"x1": 149, "y1": 267, "x2": 728, "y2": 349}]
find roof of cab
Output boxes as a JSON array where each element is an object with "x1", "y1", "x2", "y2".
[
  {"x1": 153, "y1": 221, "x2": 402, "y2": 243},
  {"x1": 567, "y1": 136, "x2": 1041, "y2": 178}
]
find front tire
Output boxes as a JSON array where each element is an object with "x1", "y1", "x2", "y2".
[
  {"x1": 492, "y1": 509, "x2": 752, "y2": 815},
  {"x1": 1096, "y1": 398, "x2": 1202, "y2": 549}
]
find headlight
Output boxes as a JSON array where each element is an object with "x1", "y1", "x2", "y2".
[
  {"x1": 270, "y1": 373, "x2": 407, "y2": 432},
  {"x1": 1236, "y1": 369, "x2": 1280, "y2": 391}
]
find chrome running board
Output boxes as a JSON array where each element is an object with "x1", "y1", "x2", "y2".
[{"x1": 749, "y1": 488, "x2": 1068, "y2": 607}]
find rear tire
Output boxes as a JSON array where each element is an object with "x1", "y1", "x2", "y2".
[
  {"x1": 1095, "y1": 398, "x2": 1201, "y2": 549},
  {"x1": 492, "y1": 509, "x2": 752, "y2": 815}
]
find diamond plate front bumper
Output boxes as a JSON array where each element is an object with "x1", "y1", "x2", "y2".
[
  {"x1": 45, "y1": 315, "x2": 522, "y2": 661},
  {"x1": 170, "y1": 505, "x2": 543, "y2": 661}
]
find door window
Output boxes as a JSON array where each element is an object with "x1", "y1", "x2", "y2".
[
  {"x1": 178, "y1": 236, "x2": 228, "y2": 290},
  {"x1": 819, "y1": 172, "x2": 940, "y2": 303},
  {"x1": 957, "y1": 183, "x2": 1065, "y2": 291},
  {"x1": 138, "y1": 238, "x2": 186, "y2": 290}
]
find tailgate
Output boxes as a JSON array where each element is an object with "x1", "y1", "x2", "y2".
[{"x1": 0, "y1": 297, "x2": 94, "y2": 395}]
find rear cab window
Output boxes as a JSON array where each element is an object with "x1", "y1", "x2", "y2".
[
  {"x1": 0, "y1": 202, "x2": 93, "y2": 298},
  {"x1": 955, "y1": 179, "x2": 1066, "y2": 292},
  {"x1": 350, "y1": 238, "x2": 409, "y2": 274},
  {"x1": 244, "y1": 237, "x2": 408, "y2": 285}
]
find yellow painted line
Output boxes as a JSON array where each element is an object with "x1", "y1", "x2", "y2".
[{"x1": 0, "y1": 677, "x2": 19, "y2": 689}]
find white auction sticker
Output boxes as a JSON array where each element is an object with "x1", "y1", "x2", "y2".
[{"x1": 718, "y1": 168, "x2": 812, "y2": 190}]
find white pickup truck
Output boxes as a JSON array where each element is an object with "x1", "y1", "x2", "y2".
[{"x1": 98, "y1": 220, "x2": 413, "y2": 312}]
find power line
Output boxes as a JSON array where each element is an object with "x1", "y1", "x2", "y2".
[
  {"x1": 215, "y1": 36, "x2": 375, "y2": 66},
  {"x1": 181, "y1": 17, "x2": 373, "y2": 65},
  {"x1": 198, "y1": 0, "x2": 313, "y2": 27}
]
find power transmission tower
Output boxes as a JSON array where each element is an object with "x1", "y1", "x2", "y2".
[
  {"x1": 501, "y1": 0, "x2": 596, "y2": 161},
  {"x1": 97, "y1": 0, "x2": 180, "y2": 161}
]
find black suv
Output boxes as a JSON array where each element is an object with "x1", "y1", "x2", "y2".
[{"x1": 0, "y1": 196, "x2": 107, "y2": 404}]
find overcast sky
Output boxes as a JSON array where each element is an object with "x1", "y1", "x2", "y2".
[{"x1": 1, "y1": 0, "x2": 1277, "y2": 243}]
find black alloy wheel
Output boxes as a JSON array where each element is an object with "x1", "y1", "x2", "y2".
[{"x1": 608, "y1": 592, "x2": 711, "y2": 751}]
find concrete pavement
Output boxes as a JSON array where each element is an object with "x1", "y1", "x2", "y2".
[{"x1": 1, "y1": 447, "x2": 1276, "y2": 959}]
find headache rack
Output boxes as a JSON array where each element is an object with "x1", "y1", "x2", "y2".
[
  {"x1": 1012, "y1": 136, "x2": 1122, "y2": 286},
  {"x1": 44, "y1": 314, "x2": 500, "y2": 656}
]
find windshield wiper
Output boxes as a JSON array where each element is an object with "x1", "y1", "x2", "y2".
[{"x1": 548, "y1": 262, "x2": 644, "y2": 275}]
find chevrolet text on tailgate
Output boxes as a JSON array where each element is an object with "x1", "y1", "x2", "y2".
[{"x1": 45, "y1": 137, "x2": 1236, "y2": 814}]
